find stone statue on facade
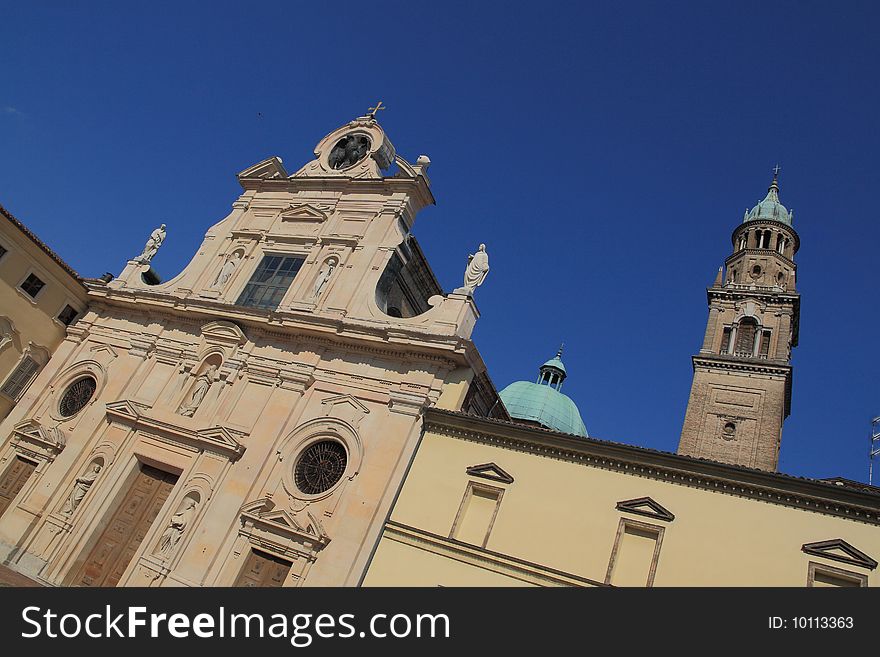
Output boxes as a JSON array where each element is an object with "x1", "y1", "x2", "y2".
[
  {"x1": 156, "y1": 497, "x2": 197, "y2": 558},
  {"x1": 456, "y1": 243, "x2": 490, "y2": 295},
  {"x1": 311, "y1": 258, "x2": 337, "y2": 299},
  {"x1": 210, "y1": 251, "x2": 241, "y2": 290},
  {"x1": 135, "y1": 224, "x2": 167, "y2": 263},
  {"x1": 60, "y1": 463, "x2": 101, "y2": 516},
  {"x1": 177, "y1": 364, "x2": 217, "y2": 417}
]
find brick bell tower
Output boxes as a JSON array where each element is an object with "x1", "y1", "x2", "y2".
[{"x1": 678, "y1": 169, "x2": 800, "y2": 471}]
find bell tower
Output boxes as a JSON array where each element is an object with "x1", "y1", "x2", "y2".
[{"x1": 677, "y1": 170, "x2": 800, "y2": 471}]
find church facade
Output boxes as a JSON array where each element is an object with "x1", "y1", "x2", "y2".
[
  {"x1": 0, "y1": 115, "x2": 877, "y2": 587},
  {"x1": 0, "y1": 114, "x2": 502, "y2": 587}
]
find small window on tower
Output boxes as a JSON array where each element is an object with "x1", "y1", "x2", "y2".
[
  {"x1": 720, "y1": 327, "x2": 732, "y2": 354},
  {"x1": 758, "y1": 330, "x2": 771, "y2": 358},
  {"x1": 721, "y1": 421, "x2": 737, "y2": 440}
]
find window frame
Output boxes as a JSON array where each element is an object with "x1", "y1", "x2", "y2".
[
  {"x1": 449, "y1": 481, "x2": 505, "y2": 549},
  {"x1": 54, "y1": 301, "x2": 81, "y2": 327},
  {"x1": 0, "y1": 355, "x2": 42, "y2": 402},
  {"x1": 18, "y1": 270, "x2": 47, "y2": 301},
  {"x1": 604, "y1": 517, "x2": 665, "y2": 587},
  {"x1": 235, "y1": 253, "x2": 307, "y2": 310},
  {"x1": 806, "y1": 561, "x2": 868, "y2": 587}
]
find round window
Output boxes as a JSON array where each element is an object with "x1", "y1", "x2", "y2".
[
  {"x1": 722, "y1": 422, "x2": 737, "y2": 440},
  {"x1": 750, "y1": 265, "x2": 762, "y2": 279},
  {"x1": 59, "y1": 376, "x2": 97, "y2": 417},
  {"x1": 294, "y1": 440, "x2": 347, "y2": 495}
]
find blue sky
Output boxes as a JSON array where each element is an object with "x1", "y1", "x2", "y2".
[{"x1": 2, "y1": 2, "x2": 878, "y2": 481}]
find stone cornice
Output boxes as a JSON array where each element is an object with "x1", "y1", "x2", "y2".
[
  {"x1": 86, "y1": 285, "x2": 469, "y2": 371},
  {"x1": 236, "y1": 175, "x2": 435, "y2": 214},
  {"x1": 691, "y1": 354, "x2": 792, "y2": 377},
  {"x1": 383, "y1": 521, "x2": 605, "y2": 587},
  {"x1": 422, "y1": 408, "x2": 880, "y2": 526},
  {"x1": 724, "y1": 248, "x2": 797, "y2": 270}
]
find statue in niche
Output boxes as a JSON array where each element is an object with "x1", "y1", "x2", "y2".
[
  {"x1": 210, "y1": 251, "x2": 242, "y2": 290},
  {"x1": 156, "y1": 497, "x2": 197, "y2": 558},
  {"x1": 60, "y1": 463, "x2": 101, "y2": 516},
  {"x1": 135, "y1": 224, "x2": 167, "y2": 263},
  {"x1": 177, "y1": 364, "x2": 217, "y2": 417},
  {"x1": 459, "y1": 243, "x2": 490, "y2": 295},
  {"x1": 311, "y1": 258, "x2": 338, "y2": 299}
]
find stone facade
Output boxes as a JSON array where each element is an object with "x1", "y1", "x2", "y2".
[
  {"x1": 0, "y1": 115, "x2": 504, "y2": 587},
  {"x1": 677, "y1": 176, "x2": 800, "y2": 471}
]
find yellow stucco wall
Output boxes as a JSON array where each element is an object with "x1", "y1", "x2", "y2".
[
  {"x1": 0, "y1": 215, "x2": 87, "y2": 419},
  {"x1": 365, "y1": 427, "x2": 880, "y2": 587}
]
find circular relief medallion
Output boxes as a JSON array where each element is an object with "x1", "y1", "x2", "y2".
[
  {"x1": 294, "y1": 440, "x2": 347, "y2": 495},
  {"x1": 328, "y1": 134, "x2": 371, "y2": 170},
  {"x1": 59, "y1": 376, "x2": 97, "y2": 417}
]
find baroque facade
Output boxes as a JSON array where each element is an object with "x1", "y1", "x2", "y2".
[{"x1": 0, "y1": 114, "x2": 503, "y2": 587}]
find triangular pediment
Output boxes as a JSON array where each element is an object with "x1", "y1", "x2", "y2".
[
  {"x1": 802, "y1": 539, "x2": 877, "y2": 570},
  {"x1": 616, "y1": 497, "x2": 675, "y2": 522},
  {"x1": 466, "y1": 462, "x2": 514, "y2": 484},
  {"x1": 105, "y1": 399, "x2": 150, "y2": 418},
  {"x1": 237, "y1": 156, "x2": 288, "y2": 180},
  {"x1": 322, "y1": 394, "x2": 371, "y2": 414},
  {"x1": 279, "y1": 203, "x2": 329, "y2": 223},
  {"x1": 90, "y1": 344, "x2": 118, "y2": 358},
  {"x1": 240, "y1": 498, "x2": 330, "y2": 544},
  {"x1": 198, "y1": 426, "x2": 246, "y2": 452},
  {"x1": 12, "y1": 419, "x2": 65, "y2": 450}
]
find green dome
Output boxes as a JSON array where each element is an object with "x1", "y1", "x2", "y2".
[
  {"x1": 744, "y1": 174, "x2": 792, "y2": 226},
  {"x1": 498, "y1": 347, "x2": 588, "y2": 437}
]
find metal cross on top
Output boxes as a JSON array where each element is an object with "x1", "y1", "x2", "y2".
[
  {"x1": 367, "y1": 101, "x2": 386, "y2": 118},
  {"x1": 773, "y1": 164, "x2": 781, "y2": 177}
]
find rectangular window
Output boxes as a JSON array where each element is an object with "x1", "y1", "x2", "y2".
[
  {"x1": 57, "y1": 304, "x2": 79, "y2": 326},
  {"x1": 807, "y1": 562, "x2": 867, "y2": 587},
  {"x1": 758, "y1": 330, "x2": 771, "y2": 358},
  {"x1": 720, "y1": 327, "x2": 732, "y2": 354},
  {"x1": 450, "y1": 482, "x2": 503, "y2": 548},
  {"x1": 236, "y1": 255, "x2": 305, "y2": 310},
  {"x1": 1, "y1": 357, "x2": 40, "y2": 400},
  {"x1": 605, "y1": 518, "x2": 664, "y2": 587},
  {"x1": 20, "y1": 273, "x2": 45, "y2": 299}
]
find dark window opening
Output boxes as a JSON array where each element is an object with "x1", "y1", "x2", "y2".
[
  {"x1": 720, "y1": 327, "x2": 732, "y2": 353},
  {"x1": 57, "y1": 305, "x2": 79, "y2": 326},
  {"x1": 20, "y1": 273, "x2": 45, "y2": 298}
]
